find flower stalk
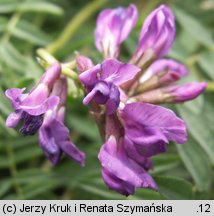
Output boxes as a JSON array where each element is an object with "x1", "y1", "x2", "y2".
[{"x1": 36, "y1": 48, "x2": 78, "y2": 81}]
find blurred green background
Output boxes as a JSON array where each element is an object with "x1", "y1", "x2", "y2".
[{"x1": 0, "y1": 0, "x2": 214, "y2": 200}]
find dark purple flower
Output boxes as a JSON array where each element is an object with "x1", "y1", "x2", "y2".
[
  {"x1": 120, "y1": 102, "x2": 187, "y2": 157},
  {"x1": 79, "y1": 58, "x2": 140, "y2": 114},
  {"x1": 98, "y1": 135, "x2": 157, "y2": 196},
  {"x1": 39, "y1": 77, "x2": 85, "y2": 166},
  {"x1": 5, "y1": 63, "x2": 61, "y2": 135},
  {"x1": 131, "y1": 5, "x2": 175, "y2": 67},
  {"x1": 95, "y1": 4, "x2": 138, "y2": 58}
]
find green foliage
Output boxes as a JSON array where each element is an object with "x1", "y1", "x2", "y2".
[{"x1": 0, "y1": 0, "x2": 214, "y2": 200}]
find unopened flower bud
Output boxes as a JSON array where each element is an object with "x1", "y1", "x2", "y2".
[
  {"x1": 136, "y1": 59, "x2": 188, "y2": 93},
  {"x1": 76, "y1": 55, "x2": 94, "y2": 73},
  {"x1": 132, "y1": 82, "x2": 207, "y2": 104},
  {"x1": 95, "y1": 4, "x2": 138, "y2": 58},
  {"x1": 131, "y1": 5, "x2": 175, "y2": 68},
  {"x1": 163, "y1": 82, "x2": 207, "y2": 102}
]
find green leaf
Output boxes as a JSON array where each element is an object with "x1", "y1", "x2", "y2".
[
  {"x1": 14, "y1": 146, "x2": 43, "y2": 164},
  {"x1": 25, "y1": 58, "x2": 43, "y2": 80},
  {"x1": 0, "y1": 181, "x2": 12, "y2": 198},
  {"x1": 182, "y1": 95, "x2": 204, "y2": 114},
  {"x1": 174, "y1": 7, "x2": 213, "y2": 47},
  {"x1": 154, "y1": 176, "x2": 194, "y2": 199},
  {"x1": 0, "y1": 0, "x2": 19, "y2": 13},
  {"x1": 68, "y1": 115, "x2": 100, "y2": 141},
  {"x1": 18, "y1": 1, "x2": 64, "y2": 16},
  {"x1": 15, "y1": 169, "x2": 52, "y2": 184},
  {"x1": 12, "y1": 20, "x2": 50, "y2": 45},
  {"x1": 12, "y1": 136, "x2": 37, "y2": 149},
  {"x1": 177, "y1": 96, "x2": 214, "y2": 164},
  {"x1": 0, "y1": 42, "x2": 27, "y2": 72},
  {"x1": 176, "y1": 135, "x2": 213, "y2": 191},
  {"x1": 22, "y1": 180, "x2": 59, "y2": 199},
  {"x1": 0, "y1": 146, "x2": 43, "y2": 168},
  {"x1": 0, "y1": 155, "x2": 9, "y2": 168},
  {"x1": 0, "y1": 16, "x2": 7, "y2": 32},
  {"x1": 0, "y1": 86, "x2": 11, "y2": 116},
  {"x1": 198, "y1": 51, "x2": 214, "y2": 80},
  {"x1": 0, "y1": 115, "x2": 17, "y2": 137},
  {"x1": 80, "y1": 179, "x2": 124, "y2": 200},
  {"x1": 132, "y1": 188, "x2": 165, "y2": 200},
  {"x1": 0, "y1": 0, "x2": 63, "y2": 16},
  {"x1": 151, "y1": 154, "x2": 181, "y2": 174}
]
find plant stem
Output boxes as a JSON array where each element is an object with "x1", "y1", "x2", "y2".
[
  {"x1": 46, "y1": 0, "x2": 108, "y2": 54},
  {"x1": 36, "y1": 48, "x2": 58, "y2": 64},
  {"x1": 207, "y1": 82, "x2": 214, "y2": 92},
  {"x1": 36, "y1": 48, "x2": 78, "y2": 80}
]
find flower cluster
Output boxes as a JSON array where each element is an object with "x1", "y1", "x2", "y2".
[
  {"x1": 77, "y1": 4, "x2": 206, "y2": 195},
  {"x1": 5, "y1": 3, "x2": 207, "y2": 196},
  {"x1": 5, "y1": 64, "x2": 85, "y2": 166}
]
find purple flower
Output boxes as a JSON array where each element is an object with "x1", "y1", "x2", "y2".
[
  {"x1": 5, "y1": 63, "x2": 61, "y2": 135},
  {"x1": 76, "y1": 55, "x2": 94, "y2": 73},
  {"x1": 138, "y1": 59, "x2": 188, "y2": 92},
  {"x1": 131, "y1": 5, "x2": 175, "y2": 67},
  {"x1": 123, "y1": 137, "x2": 153, "y2": 170},
  {"x1": 98, "y1": 135, "x2": 157, "y2": 196},
  {"x1": 120, "y1": 102, "x2": 187, "y2": 157},
  {"x1": 79, "y1": 58, "x2": 140, "y2": 114},
  {"x1": 163, "y1": 82, "x2": 207, "y2": 103},
  {"x1": 149, "y1": 59, "x2": 188, "y2": 80},
  {"x1": 133, "y1": 82, "x2": 207, "y2": 104},
  {"x1": 95, "y1": 4, "x2": 138, "y2": 58},
  {"x1": 39, "y1": 77, "x2": 85, "y2": 166}
]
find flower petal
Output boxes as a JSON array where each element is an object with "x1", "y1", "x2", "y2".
[
  {"x1": 124, "y1": 137, "x2": 153, "y2": 170},
  {"x1": 20, "y1": 113, "x2": 44, "y2": 135},
  {"x1": 102, "y1": 168, "x2": 135, "y2": 196},
  {"x1": 79, "y1": 64, "x2": 101, "y2": 87},
  {"x1": 5, "y1": 88, "x2": 26, "y2": 108},
  {"x1": 95, "y1": 4, "x2": 138, "y2": 58},
  {"x1": 51, "y1": 120, "x2": 85, "y2": 166},
  {"x1": 83, "y1": 81, "x2": 110, "y2": 105},
  {"x1": 106, "y1": 84, "x2": 120, "y2": 115},
  {"x1": 57, "y1": 140, "x2": 85, "y2": 166},
  {"x1": 132, "y1": 5, "x2": 175, "y2": 64},
  {"x1": 5, "y1": 88, "x2": 25, "y2": 101},
  {"x1": 101, "y1": 58, "x2": 140, "y2": 85},
  {"x1": 76, "y1": 55, "x2": 94, "y2": 73},
  {"x1": 5, "y1": 111, "x2": 22, "y2": 128},
  {"x1": 22, "y1": 83, "x2": 49, "y2": 106},
  {"x1": 164, "y1": 82, "x2": 207, "y2": 103},
  {"x1": 121, "y1": 102, "x2": 187, "y2": 146},
  {"x1": 39, "y1": 124, "x2": 62, "y2": 165},
  {"x1": 141, "y1": 59, "x2": 188, "y2": 85},
  {"x1": 40, "y1": 63, "x2": 61, "y2": 88},
  {"x1": 39, "y1": 111, "x2": 85, "y2": 166},
  {"x1": 98, "y1": 136, "x2": 157, "y2": 195},
  {"x1": 20, "y1": 96, "x2": 59, "y2": 116}
]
